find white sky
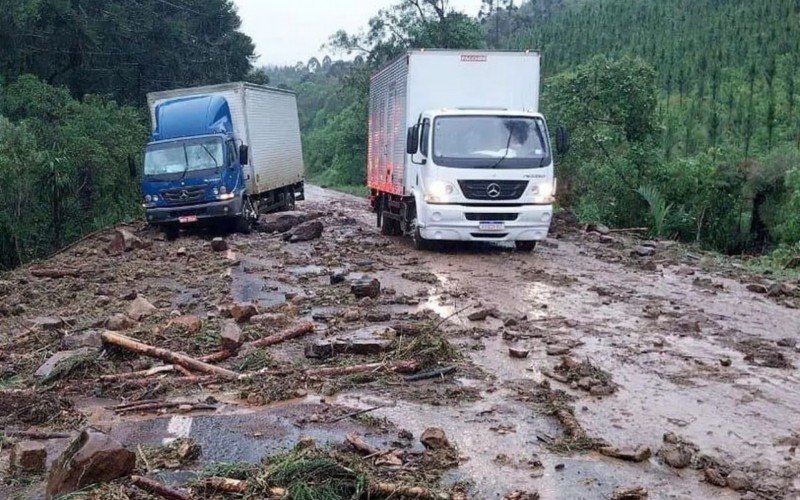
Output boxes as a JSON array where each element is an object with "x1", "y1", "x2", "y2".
[{"x1": 234, "y1": 0, "x2": 484, "y2": 66}]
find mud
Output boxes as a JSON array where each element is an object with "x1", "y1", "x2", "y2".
[{"x1": 0, "y1": 184, "x2": 798, "y2": 499}]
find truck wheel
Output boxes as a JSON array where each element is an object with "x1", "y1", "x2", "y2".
[
  {"x1": 234, "y1": 197, "x2": 256, "y2": 234},
  {"x1": 163, "y1": 224, "x2": 180, "y2": 241},
  {"x1": 515, "y1": 241, "x2": 537, "y2": 252},
  {"x1": 284, "y1": 188, "x2": 296, "y2": 211},
  {"x1": 379, "y1": 197, "x2": 402, "y2": 236}
]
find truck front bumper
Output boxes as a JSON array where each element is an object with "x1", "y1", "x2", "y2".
[
  {"x1": 145, "y1": 196, "x2": 244, "y2": 225},
  {"x1": 418, "y1": 203, "x2": 553, "y2": 242}
]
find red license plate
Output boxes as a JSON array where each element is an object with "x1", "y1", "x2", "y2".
[{"x1": 178, "y1": 215, "x2": 198, "y2": 224}]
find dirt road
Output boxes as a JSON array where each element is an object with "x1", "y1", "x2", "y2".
[{"x1": 1, "y1": 185, "x2": 798, "y2": 499}]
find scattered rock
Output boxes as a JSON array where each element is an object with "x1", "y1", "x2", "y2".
[
  {"x1": 420, "y1": 428, "x2": 451, "y2": 450},
  {"x1": 746, "y1": 283, "x2": 768, "y2": 294},
  {"x1": 258, "y1": 211, "x2": 317, "y2": 233},
  {"x1": 586, "y1": 223, "x2": 611, "y2": 235},
  {"x1": 720, "y1": 357, "x2": 732, "y2": 367},
  {"x1": 10, "y1": 441, "x2": 47, "y2": 474},
  {"x1": 777, "y1": 338, "x2": 797, "y2": 348},
  {"x1": 401, "y1": 271, "x2": 440, "y2": 284},
  {"x1": 285, "y1": 220, "x2": 324, "y2": 243},
  {"x1": 104, "y1": 314, "x2": 136, "y2": 331},
  {"x1": 467, "y1": 308, "x2": 499, "y2": 321},
  {"x1": 46, "y1": 429, "x2": 136, "y2": 498},
  {"x1": 25, "y1": 316, "x2": 71, "y2": 331},
  {"x1": 365, "y1": 311, "x2": 392, "y2": 322},
  {"x1": 227, "y1": 303, "x2": 258, "y2": 323},
  {"x1": 633, "y1": 246, "x2": 656, "y2": 257},
  {"x1": 546, "y1": 345, "x2": 571, "y2": 356},
  {"x1": 599, "y1": 446, "x2": 652, "y2": 463},
  {"x1": 351, "y1": 278, "x2": 381, "y2": 299},
  {"x1": 126, "y1": 296, "x2": 157, "y2": 321},
  {"x1": 306, "y1": 338, "x2": 393, "y2": 359},
  {"x1": 725, "y1": 469, "x2": 750, "y2": 491},
  {"x1": 330, "y1": 272, "x2": 347, "y2": 285},
  {"x1": 611, "y1": 487, "x2": 648, "y2": 500},
  {"x1": 62, "y1": 330, "x2": 103, "y2": 350},
  {"x1": 169, "y1": 315, "x2": 202, "y2": 334},
  {"x1": 503, "y1": 491, "x2": 540, "y2": 500},
  {"x1": 210, "y1": 237, "x2": 228, "y2": 252},
  {"x1": 34, "y1": 348, "x2": 95, "y2": 381},
  {"x1": 703, "y1": 467, "x2": 727, "y2": 487},
  {"x1": 220, "y1": 321, "x2": 243, "y2": 352},
  {"x1": 176, "y1": 247, "x2": 187, "y2": 257},
  {"x1": 251, "y1": 313, "x2": 288, "y2": 326},
  {"x1": 508, "y1": 347, "x2": 530, "y2": 359},
  {"x1": 554, "y1": 463, "x2": 565, "y2": 470},
  {"x1": 108, "y1": 229, "x2": 147, "y2": 255}
]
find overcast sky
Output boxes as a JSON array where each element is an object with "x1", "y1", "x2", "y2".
[{"x1": 234, "y1": 0, "x2": 484, "y2": 67}]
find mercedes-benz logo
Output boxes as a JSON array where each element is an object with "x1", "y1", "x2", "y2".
[
  {"x1": 486, "y1": 183, "x2": 502, "y2": 198},
  {"x1": 179, "y1": 190, "x2": 189, "y2": 200}
]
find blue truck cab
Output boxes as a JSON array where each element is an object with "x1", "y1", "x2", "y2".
[{"x1": 141, "y1": 95, "x2": 254, "y2": 236}]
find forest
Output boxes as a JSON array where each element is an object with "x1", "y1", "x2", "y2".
[{"x1": 1, "y1": 0, "x2": 799, "y2": 269}]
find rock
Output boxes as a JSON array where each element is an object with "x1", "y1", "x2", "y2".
[
  {"x1": 126, "y1": 296, "x2": 157, "y2": 321},
  {"x1": 330, "y1": 272, "x2": 347, "y2": 285},
  {"x1": 169, "y1": 315, "x2": 202, "y2": 334},
  {"x1": 546, "y1": 345, "x2": 572, "y2": 356},
  {"x1": 105, "y1": 314, "x2": 136, "y2": 331},
  {"x1": 251, "y1": 313, "x2": 288, "y2": 326},
  {"x1": 342, "y1": 308, "x2": 361, "y2": 322},
  {"x1": 719, "y1": 357, "x2": 732, "y2": 367},
  {"x1": 285, "y1": 220, "x2": 324, "y2": 243},
  {"x1": 258, "y1": 211, "x2": 316, "y2": 233},
  {"x1": 704, "y1": 467, "x2": 727, "y2": 487},
  {"x1": 725, "y1": 470, "x2": 749, "y2": 491},
  {"x1": 62, "y1": 330, "x2": 103, "y2": 350},
  {"x1": 210, "y1": 237, "x2": 228, "y2": 252},
  {"x1": 777, "y1": 338, "x2": 797, "y2": 348},
  {"x1": 746, "y1": 283, "x2": 768, "y2": 294},
  {"x1": 401, "y1": 271, "x2": 440, "y2": 284},
  {"x1": 611, "y1": 487, "x2": 648, "y2": 500},
  {"x1": 25, "y1": 316, "x2": 71, "y2": 331},
  {"x1": 508, "y1": 348, "x2": 530, "y2": 359},
  {"x1": 660, "y1": 444, "x2": 692, "y2": 468},
  {"x1": 35, "y1": 348, "x2": 94, "y2": 381},
  {"x1": 554, "y1": 463, "x2": 565, "y2": 470},
  {"x1": 306, "y1": 338, "x2": 393, "y2": 359},
  {"x1": 357, "y1": 297, "x2": 373, "y2": 308},
  {"x1": 633, "y1": 246, "x2": 656, "y2": 257},
  {"x1": 420, "y1": 427, "x2": 451, "y2": 450},
  {"x1": 365, "y1": 311, "x2": 392, "y2": 322},
  {"x1": 220, "y1": 320, "x2": 243, "y2": 352},
  {"x1": 351, "y1": 278, "x2": 381, "y2": 299},
  {"x1": 107, "y1": 229, "x2": 146, "y2": 255},
  {"x1": 599, "y1": 446, "x2": 652, "y2": 463},
  {"x1": 599, "y1": 235, "x2": 616, "y2": 244},
  {"x1": 503, "y1": 491, "x2": 540, "y2": 500},
  {"x1": 46, "y1": 429, "x2": 136, "y2": 498},
  {"x1": 227, "y1": 303, "x2": 258, "y2": 323},
  {"x1": 10, "y1": 441, "x2": 47, "y2": 474},
  {"x1": 467, "y1": 308, "x2": 498, "y2": 321},
  {"x1": 586, "y1": 223, "x2": 611, "y2": 235}
]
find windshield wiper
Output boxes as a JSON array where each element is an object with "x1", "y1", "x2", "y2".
[
  {"x1": 200, "y1": 144, "x2": 221, "y2": 170},
  {"x1": 178, "y1": 143, "x2": 190, "y2": 181},
  {"x1": 489, "y1": 129, "x2": 514, "y2": 169}
]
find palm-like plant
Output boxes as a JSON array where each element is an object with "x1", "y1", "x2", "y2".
[{"x1": 637, "y1": 185, "x2": 672, "y2": 237}]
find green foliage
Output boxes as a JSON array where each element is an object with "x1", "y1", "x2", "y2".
[
  {"x1": 636, "y1": 185, "x2": 672, "y2": 238},
  {"x1": 0, "y1": 75, "x2": 146, "y2": 269},
  {"x1": 267, "y1": 450, "x2": 365, "y2": 500}
]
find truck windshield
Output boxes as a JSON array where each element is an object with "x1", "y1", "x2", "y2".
[
  {"x1": 432, "y1": 116, "x2": 550, "y2": 169},
  {"x1": 144, "y1": 137, "x2": 223, "y2": 177}
]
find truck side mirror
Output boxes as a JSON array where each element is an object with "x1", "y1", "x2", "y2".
[
  {"x1": 556, "y1": 126, "x2": 570, "y2": 155},
  {"x1": 406, "y1": 126, "x2": 419, "y2": 155},
  {"x1": 239, "y1": 144, "x2": 249, "y2": 165}
]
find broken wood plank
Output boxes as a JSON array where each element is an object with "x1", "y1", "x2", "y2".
[
  {"x1": 130, "y1": 475, "x2": 191, "y2": 500},
  {"x1": 101, "y1": 332, "x2": 239, "y2": 380},
  {"x1": 201, "y1": 477, "x2": 248, "y2": 493},
  {"x1": 404, "y1": 366, "x2": 456, "y2": 382},
  {"x1": 29, "y1": 267, "x2": 84, "y2": 279},
  {"x1": 346, "y1": 433, "x2": 380, "y2": 455},
  {"x1": 370, "y1": 482, "x2": 450, "y2": 500},
  {"x1": 555, "y1": 408, "x2": 587, "y2": 440},
  {"x1": 248, "y1": 321, "x2": 315, "y2": 348},
  {"x1": 304, "y1": 360, "x2": 418, "y2": 378}
]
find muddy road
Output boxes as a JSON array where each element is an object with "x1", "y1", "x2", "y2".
[{"x1": 1, "y1": 185, "x2": 798, "y2": 499}]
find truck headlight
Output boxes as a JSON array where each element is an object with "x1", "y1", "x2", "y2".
[
  {"x1": 220, "y1": 186, "x2": 228, "y2": 195},
  {"x1": 425, "y1": 181, "x2": 454, "y2": 203},
  {"x1": 532, "y1": 182, "x2": 555, "y2": 204},
  {"x1": 212, "y1": 188, "x2": 219, "y2": 196},
  {"x1": 144, "y1": 195, "x2": 152, "y2": 203}
]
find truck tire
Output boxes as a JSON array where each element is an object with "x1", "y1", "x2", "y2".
[
  {"x1": 234, "y1": 196, "x2": 256, "y2": 234},
  {"x1": 379, "y1": 197, "x2": 402, "y2": 236},
  {"x1": 515, "y1": 241, "x2": 537, "y2": 252},
  {"x1": 412, "y1": 225, "x2": 431, "y2": 251},
  {"x1": 163, "y1": 224, "x2": 180, "y2": 241}
]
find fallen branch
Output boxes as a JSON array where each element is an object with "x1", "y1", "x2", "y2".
[
  {"x1": 305, "y1": 360, "x2": 418, "y2": 378},
  {"x1": 201, "y1": 477, "x2": 247, "y2": 493},
  {"x1": 248, "y1": 321, "x2": 315, "y2": 348},
  {"x1": 101, "y1": 332, "x2": 239, "y2": 380},
  {"x1": 130, "y1": 475, "x2": 191, "y2": 500},
  {"x1": 329, "y1": 405, "x2": 384, "y2": 423},
  {"x1": 100, "y1": 366, "x2": 176, "y2": 382},
  {"x1": 346, "y1": 433, "x2": 380, "y2": 455},
  {"x1": 404, "y1": 366, "x2": 456, "y2": 382},
  {"x1": 555, "y1": 409, "x2": 587, "y2": 440},
  {"x1": 0, "y1": 430, "x2": 71, "y2": 440},
  {"x1": 599, "y1": 446, "x2": 652, "y2": 463},
  {"x1": 29, "y1": 267, "x2": 84, "y2": 279},
  {"x1": 370, "y1": 482, "x2": 450, "y2": 500},
  {"x1": 115, "y1": 401, "x2": 216, "y2": 414},
  {"x1": 607, "y1": 227, "x2": 648, "y2": 233}
]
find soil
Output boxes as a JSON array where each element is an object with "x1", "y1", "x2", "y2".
[{"x1": 0, "y1": 185, "x2": 798, "y2": 499}]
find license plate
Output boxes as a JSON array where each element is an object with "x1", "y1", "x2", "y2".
[
  {"x1": 178, "y1": 215, "x2": 198, "y2": 224},
  {"x1": 479, "y1": 222, "x2": 505, "y2": 232}
]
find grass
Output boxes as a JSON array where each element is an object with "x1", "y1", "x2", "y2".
[
  {"x1": 312, "y1": 179, "x2": 370, "y2": 197},
  {"x1": 199, "y1": 461, "x2": 258, "y2": 480},
  {"x1": 262, "y1": 449, "x2": 365, "y2": 500}
]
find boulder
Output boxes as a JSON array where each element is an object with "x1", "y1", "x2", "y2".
[
  {"x1": 220, "y1": 320, "x2": 243, "y2": 352},
  {"x1": 10, "y1": 441, "x2": 47, "y2": 474},
  {"x1": 126, "y1": 296, "x2": 157, "y2": 321},
  {"x1": 703, "y1": 467, "x2": 727, "y2": 487},
  {"x1": 467, "y1": 308, "x2": 499, "y2": 321},
  {"x1": 586, "y1": 223, "x2": 611, "y2": 235},
  {"x1": 285, "y1": 220, "x2": 324, "y2": 243},
  {"x1": 35, "y1": 348, "x2": 95, "y2": 381},
  {"x1": 227, "y1": 303, "x2": 258, "y2": 323},
  {"x1": 660, "y1": 444, "x2": 692, "y2": 469},
  {"x1": 725, "y1": 470, "x2": 750, "y2": 491},
  {"x1": 508, "y1": 348, "x2": 530, "y2": 359},
  {"x1": 25, "y1": 316, "x2": 71, "y2": 331},
  {"x1": 546, "y1": 345, "x2": 572, "y2": 356},
  {"x1": 420, "y1": 427, "x2": 451, "y2": 450},
  {"x1": 210, "y1": 237, "x2": 228, "y2": 252},
  {"x1": 250, "y1": 313, "x2": 288, "y2": 326},
  {"x1": 61, "y1": 330, "x2": 103, "y2": 350},
  {"x1": 46, "y1": 429, "x2": 136, "y2": 499},
  {"x1": 169, "y1": 315, "x2": 202, "y2": 334},
  {"x1": 105, "y1": 314, "x2": 136, "y2": 331},
  {"x1": 746, "y1": 283, "x2": 768, "y2": 294},
  {"x1": 633, "y1": 246, "x2": 656, "y2": 257},
  {"x1": 351, "y1": 278, "x2": 381, "y2": 299},
  {"x1": 107, "y1": 229, "x2": 146, "y2": 255},
  {"x1": 330, "y1": 272, "x2": 347, "y2": 285},
  {"x1": 259, "y1": 211, "x2": 313, "y2": 233}
]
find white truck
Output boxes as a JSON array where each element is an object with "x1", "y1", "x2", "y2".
[
  {"x1": 367, "y1": 50, "x2": 560, "y2": 251},
  {"x1": 143, "y1": 82, "x2": 305, "y2": 236}
]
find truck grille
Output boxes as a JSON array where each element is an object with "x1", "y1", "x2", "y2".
[
  {"x1": 458, "y1": 180, "x2": 529, "y2": 201},
  {"x1": 465, "y1": 213, "x2": 519, "y2": 221},
  {"x1": 161, "y1": 185, "x2": 208, "y2": 205}
]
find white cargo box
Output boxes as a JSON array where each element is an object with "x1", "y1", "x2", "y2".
[{"x1": 147, "y1": 82, "x2": 304, "y2": 196}]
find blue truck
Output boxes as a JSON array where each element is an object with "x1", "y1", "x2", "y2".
[{"x1": 142, "y1": 82, "x2": 305, "y2": 238}]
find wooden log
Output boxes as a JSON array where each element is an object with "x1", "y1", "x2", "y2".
[
  {"x1": 130, "y1": 475, "x2": 192, "y2": 500},
  {"x1": 370, "y1": 482, "x2": 450, "y2": 499},
  {"x1": 305, "y1": 360, "x2": 418, "y2": 378},
  {"x1": 404, "y1": 366, "x2": 456, "y2": 382},
  {"x1": 115, "y1": 401, "x2": 217, "y2": 414},
  {"x1": 202, "y1": 477, "x2": 248, "y2": 493},
  {"x1": 555, "y1": 409, "x2": 586, "y2": 440},
  {"x1": 100, "y1": 366, "x2": 176, "y2": 382},
  {"x1": 0, "y1": 430, "x2": 71, "y2": 440},
  {"x1": 346, "y1": 433, "x2": 380, "y2": 455},
  {"x1": 101, "y1": 331, "x2": 239, "y2": 380},
  {"x1": 248, "y1": 321, "x2": 315, "y2": 348}
]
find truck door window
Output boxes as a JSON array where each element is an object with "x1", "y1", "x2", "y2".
[
  {"x1": 227, "y1": 140, "x2": 237, "y2": 165},
  {"x1": 420, "y1": 119, "x2": 430, "y2": 157}
]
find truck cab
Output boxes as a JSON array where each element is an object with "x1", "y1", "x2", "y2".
[
  {"x1": 405, "y1": 108, "x2": 555, "y2": 250},
  {"x1": 141, "y1": 95, "x2": 255, "y2": 236}
]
